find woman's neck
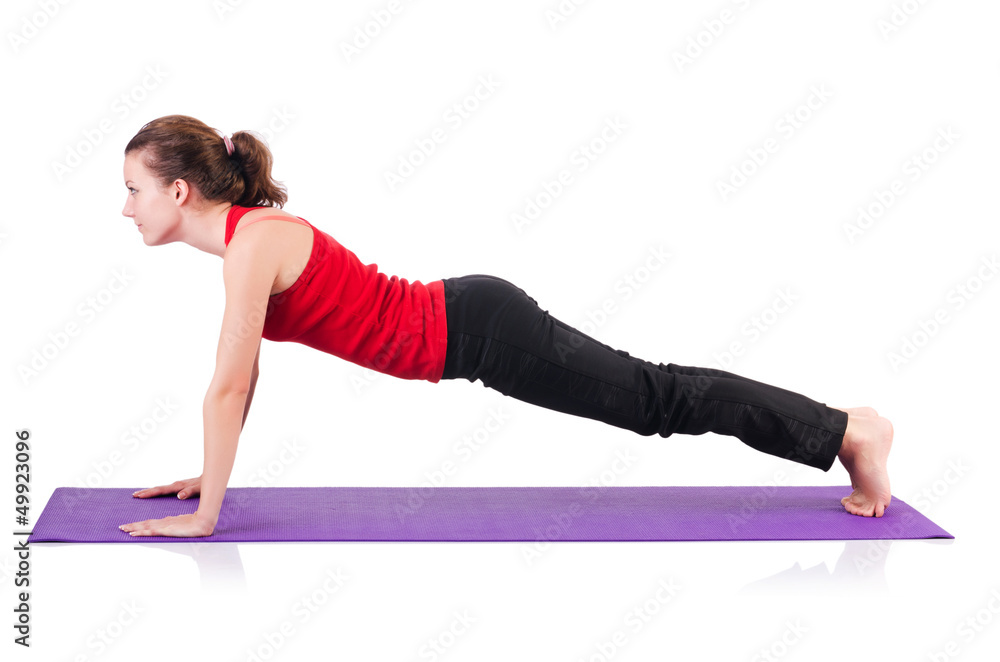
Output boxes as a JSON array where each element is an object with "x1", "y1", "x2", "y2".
[{"x1": 179, "y1": 202, "x2": 234, "y2": 258}]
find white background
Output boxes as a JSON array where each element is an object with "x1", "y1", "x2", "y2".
[{"x1": 2, "y1": 0, "x2": 998, "y2": 660}]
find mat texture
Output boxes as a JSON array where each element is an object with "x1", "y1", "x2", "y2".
[{"x1": 27, "y1": 485, "x2": 952, "y2": 543}]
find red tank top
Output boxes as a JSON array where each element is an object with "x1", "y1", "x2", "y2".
[{"x1": 224, "y1": 205, "x2": 448, "y2": 383}]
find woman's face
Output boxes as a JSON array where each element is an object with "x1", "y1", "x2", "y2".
[{"x1": 122, "y1": 151, "x2": 179, "y2": 245}]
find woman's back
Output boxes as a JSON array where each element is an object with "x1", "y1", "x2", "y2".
[{"x1": 225, "y1": 205, "x2": 449, "y2": 382}]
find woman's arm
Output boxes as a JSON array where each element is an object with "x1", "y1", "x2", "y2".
[
  {"x1": 128, "y1": 344, "x2": 258, "y2": 516},
  {"x1": 242, "y1": 341, "x2": 261, "y2": 430},
  {"x1": 196, "y1": 342, "x2": 260, "y2": 528},
  {"x1": 196, "y1": 247, "x2": 275, "y2": 530},
  {"x1": 196, "y1": 387, "x2": 246, "y2": 529},
  {"x1": 121, "y1": 232, "x2": 278, "y2": 537}
]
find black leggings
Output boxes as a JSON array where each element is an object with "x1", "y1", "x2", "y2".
[{"x1": 440, "y1": 274, "x2": 848, "y2": 471}]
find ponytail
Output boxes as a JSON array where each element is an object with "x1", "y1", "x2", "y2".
[{"x1": 124, "y1": 114, "x2": 288, "y2": 208}]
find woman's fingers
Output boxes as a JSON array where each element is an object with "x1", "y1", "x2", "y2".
[
  {"x1": 177, "y1": 477, "x2": 202, "y2": 499},
  {"x1": 121, "y1": 514, "x2": 182, "y2": 534},
  {"x1": 120, "y1": 516, "x2": 172, "y2": 536},
  {"x1": 120, "y1": 517, "x2": 155, "y2": 534},
  {"x1": 132, "y1": 484, "x2": 174, "y2": 498},
  {"x1": 132, "y1": 477, "x2": 201, "y2": 499}
]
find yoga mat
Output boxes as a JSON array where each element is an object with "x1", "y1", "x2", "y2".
[{"x1": 27, "y1": 485, "x2": 952, "y2": 543}]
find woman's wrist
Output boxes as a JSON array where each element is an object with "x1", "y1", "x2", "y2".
[{"x1": 194, "y1": 509, "x2": 219, "y2": 530}]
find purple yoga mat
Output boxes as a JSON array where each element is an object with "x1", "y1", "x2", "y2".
[{"x1": 27, "y1": 485, "x2": 952, "y2": 543}]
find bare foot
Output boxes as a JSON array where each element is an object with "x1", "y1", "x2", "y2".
[
  {"x1": 831, "y1": 407, "x2": 879, "y2": 489},
  {"x1": 834, "y1": 411, "x2": 893, "y2": 517}
]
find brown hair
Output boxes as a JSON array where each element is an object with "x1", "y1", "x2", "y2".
[{"x1": 124, "y1": 114, "x2": 288, "y2": 208}]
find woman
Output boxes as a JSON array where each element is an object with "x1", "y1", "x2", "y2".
[{"x1": 118, "y1": 115, "x2": 893, "y2": 538}]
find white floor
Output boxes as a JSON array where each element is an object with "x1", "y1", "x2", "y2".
[
  {"x1": 24, "y1": 533, "x2": 970, "y2": 660},
  {"x1": 4, "y1": 0, "x2": 998, "y2": 659}
]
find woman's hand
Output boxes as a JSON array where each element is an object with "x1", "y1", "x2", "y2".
[
  {"x1": 119, "y1": 513, "x2": 215, "y2": 537},
  {"x1": 132, "y1": 476, "x2": 202, "y2": 500}
]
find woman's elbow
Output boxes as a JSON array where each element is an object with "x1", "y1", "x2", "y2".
[{"x1": 207, "y1": 374, "x2": 253, "y2": 397}]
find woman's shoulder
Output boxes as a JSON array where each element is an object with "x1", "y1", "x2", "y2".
[
  {"x1": 238, "y1": 205, "x2": 303, "y2": 223},
  {"x1": 231, "y1": 206, "x2": 310, "y2": 236},
  {"x1": 224, "y1": 206, "x2": 316, "y2": 295}
]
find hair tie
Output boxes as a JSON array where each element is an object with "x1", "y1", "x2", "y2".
[{"x1": 222, "y1": 134, "x2": 235, "y2": 156}]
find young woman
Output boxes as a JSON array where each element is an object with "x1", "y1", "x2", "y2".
[{"x1": 118, "y1": 115, "x2": 893, "y2": 538}]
